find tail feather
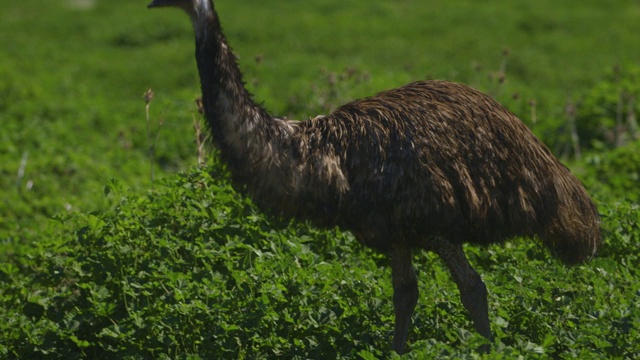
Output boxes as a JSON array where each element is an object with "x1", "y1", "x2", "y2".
[{"x1": 542, "y1": 174, "x2": 602, "y2": 265}]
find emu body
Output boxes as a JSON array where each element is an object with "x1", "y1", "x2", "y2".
[{"x1": 148, "y1": 0, "x2": 602, "y2": 354}]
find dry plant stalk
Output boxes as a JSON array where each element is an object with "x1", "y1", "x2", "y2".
[
  {"x1": 627, "y1": 94, "x2": 638, "y2": 140},
  {"x1": 529, "y1": 99, "x2": 537, "y2": 127},
  {"x1": 143, "y1": 89, "x2": 156, "y2": 181},
  {"x1": 143, "y1": 89, "x2": 163, "y2": 182},
  {"x1": 193, "y1": 97, "x2": 208, "y2": 167},
  {"x1": 565, "y1": 100, "x2": 581, "y2": 160}
]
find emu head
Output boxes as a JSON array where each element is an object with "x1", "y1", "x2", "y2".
[
  {"x1": 148, "y1": 0, "x2": 192, "y2": 10},
  {"x1": 148, "y1": 0, "x2": 214, "y2": 32}
]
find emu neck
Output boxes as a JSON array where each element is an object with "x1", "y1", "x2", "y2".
[
  {"x1": 192, "y1": 8, "x2": 274, "y2": 171},
  {"x1": 188, "y1": 6, "x2": 343, "y2": 223}
]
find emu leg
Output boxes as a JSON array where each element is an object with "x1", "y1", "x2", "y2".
[
  {"x1": 390, "y1": 245, "x2": 418, "y2": 354},
  {"x1": 435, "y1": 242, "x2": 492, "y2": 340}
]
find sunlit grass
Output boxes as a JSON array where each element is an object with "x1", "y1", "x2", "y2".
[{"x1": 1, "y1": 0, "x2": 639, "y2": 358}]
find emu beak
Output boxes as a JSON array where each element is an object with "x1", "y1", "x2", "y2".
[{"x1": 147, "y1": 0, "x2": 172, "y2": 8}]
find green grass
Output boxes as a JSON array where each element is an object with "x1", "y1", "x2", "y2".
[
  {"x1": 1, "y1": 167, "x2": 639, "y2": 359},
  {"x1": 1, "y1": 0, "x2": 640, "y2": 358}
]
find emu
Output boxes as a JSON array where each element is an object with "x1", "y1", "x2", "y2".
[{"x1": 148, "y1": 0, "x2": 601, "y2": 354}]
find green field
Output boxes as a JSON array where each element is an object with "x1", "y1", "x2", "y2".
[{"x1": 1, "y1": 0, "x2": 640, "y2": 358}]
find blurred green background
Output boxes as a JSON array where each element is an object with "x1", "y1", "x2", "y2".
[
  {"x1": 2, "y1": 0, "x2": 639, "y2": 234},
  {"x1": 1, "y1": 1, "x2": 639, "y2": 358}
]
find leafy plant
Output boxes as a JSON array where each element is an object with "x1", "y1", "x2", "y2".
[
  {"x1": 576, "y1": 65, "x2": 640, "y2": 149},
  {"x1": 2, "y1": 1, "x2": 640, "y2": 359},
  {"x1": 1, "y1": 165, "x2": 639, "y2": 358},
  {"x1": 576, "y1": 140, "x2": 640, "y2": 202}
]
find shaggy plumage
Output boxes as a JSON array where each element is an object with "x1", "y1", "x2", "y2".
[{"x1": 148, "y1": 0, "x2": 601, "y2": 354}]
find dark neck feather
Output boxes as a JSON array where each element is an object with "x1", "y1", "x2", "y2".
[
  {"x1": 187, "y1": 3, "x2": 345, "y2": 223},
  {"x1": 192, "y1": 5, "x2": 275, "y2": 171}
]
